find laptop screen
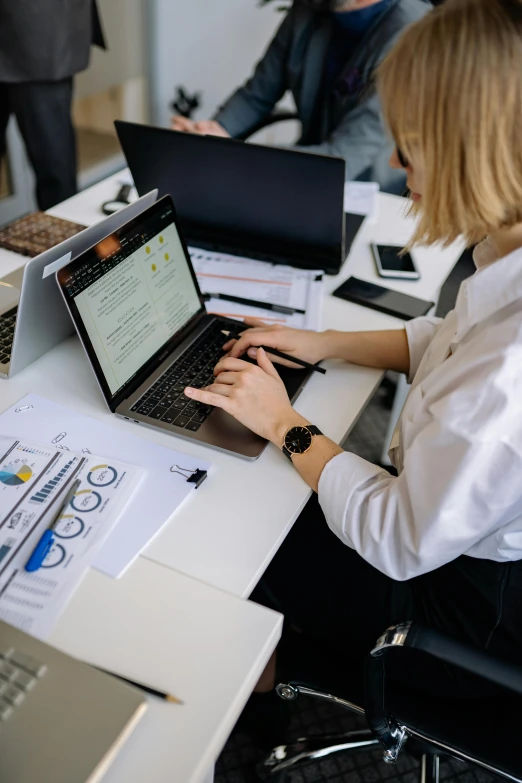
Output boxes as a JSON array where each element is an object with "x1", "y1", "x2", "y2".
[
  {"x1": 115, "y1": 121, "x2": 346, "y2": 274},
  {"x1": 57, "y1": 197, "x2": 204, "y2": 402}
]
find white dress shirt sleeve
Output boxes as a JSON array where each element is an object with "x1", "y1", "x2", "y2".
[
  {"x1": 404, "y1": 316, "x2": 443, "y2": 382},
  {"x1": 318, "y1": 348, "x2": 522, "y2": 581}
]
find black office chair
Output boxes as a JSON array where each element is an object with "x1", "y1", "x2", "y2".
[
  {"x1": 257, "y1": 621, "x2": 522, "y2": 782},
  {"x1": 234, "y1": 108, "x2": 300, "y2": 142}
]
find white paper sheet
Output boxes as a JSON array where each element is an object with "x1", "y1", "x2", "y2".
[
  {"x1": 189, "y1": 248, "x2": 323, "y2": 330},
  {"x1": 0, "y1": 435, "x2": 143, "y2": 638},
  {"x1": 0, "y1": 395, "x2": 211, "y2": 578},
  {"x1": 344, "y1": 181, "x2": 380, "y2": 223}
]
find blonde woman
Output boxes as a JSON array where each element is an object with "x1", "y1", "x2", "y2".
[{"x1": 185, "y1": 0, "x2": 522, "y2": 701}]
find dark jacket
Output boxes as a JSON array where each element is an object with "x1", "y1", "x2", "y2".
[
  {"x1": 0, "y1": 0, "x2": 105, "y2": 83},
  {"x1": 214, "y1": 0, "x2": 430, "y2": 184}
]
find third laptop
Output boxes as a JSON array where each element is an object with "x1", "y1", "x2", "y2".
[{"x1": 114, "y1": 120, "x2": 350, "y2": 275}]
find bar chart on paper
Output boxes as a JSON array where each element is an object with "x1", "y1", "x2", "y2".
[{"x1": 31, "y1": 458, "x2": 76, "y2": 503}]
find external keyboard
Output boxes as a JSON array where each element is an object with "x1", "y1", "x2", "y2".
[
  {"x1": 131, "y1": 319, "x2": 237, "y2": 431},
  {"x1": 0, "y1": 647, "x2": 47, "y2": 722},
  {"x1": 0, "y1": 307, "x2": 17, "y2": 365}
]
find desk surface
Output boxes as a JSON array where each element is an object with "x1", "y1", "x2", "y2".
[
  {"x1": 0, "y1": 171, "x2": 464, "y2": 600},
  {"x1": 50, "y1": 559, "x2": 282, "y2": 783}
]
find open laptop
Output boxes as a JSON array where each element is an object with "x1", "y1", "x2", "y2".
[
  {"x1": 0, "y1": 190, "x2": 158, "y2": 378},
  {"x1": 56, "y1": 195, "x2": 314, "y2": 460},
  {"x1": 115, "y1": 120, "x2": 350, "y2": 275},
  {"x1": 0, "y1": 620, "x2": 146, "y2": 783}
]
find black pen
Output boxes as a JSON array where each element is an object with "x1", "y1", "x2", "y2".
[
  {"x1": 93, "y1": 666, "x2": 184, "y2": 704},
  {"x1": 259, "y1": 346, "x2": 326, "y2": 375},
  {"x1": 219, "y1": 329, "x2": 326, "y2": 374},
  {"x1": 204, "y1": 291, "x2": 305, "y2": 315}
]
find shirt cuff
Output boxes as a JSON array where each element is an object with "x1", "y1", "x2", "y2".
[
  {"x1": 404, "y1": 316, "x2": 443, "y2": 383},
  {"x1": 318, "y1": 451, "x2": 385, "y2": 548}
]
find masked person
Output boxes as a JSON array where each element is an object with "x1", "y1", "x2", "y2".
[{"x1": 171, "y1": 0, "x2": 430, "y2": 189}]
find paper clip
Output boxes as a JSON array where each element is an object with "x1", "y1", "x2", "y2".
[
  {"x1": 170, "y1": 464, "x2": 208, "y2": 489},
  {"x1": 15, "y1": 405, "x2": 33, "y2": 414}
]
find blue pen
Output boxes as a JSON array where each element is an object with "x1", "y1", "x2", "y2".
[{"x1": 25, "y1": 478, "x2": 81, "y2": 572}]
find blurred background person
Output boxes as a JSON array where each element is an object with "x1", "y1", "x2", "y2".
[
  {"x1": 0, "y1": 0, "x2": 105, "y2": 210},
  {"x1": 172, "y1": 0, "x2": 430, "y2": 190}
]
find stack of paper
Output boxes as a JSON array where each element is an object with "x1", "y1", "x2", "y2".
[
  {"x1": 0, "y1": 435, "x2": 143, "y2": 638},
  {"x1": 189, "y1": 248, "x2": 323, "y2": 330},
  {"x1": 0, "y1": 394, "x2": 211, "y2": 581}
]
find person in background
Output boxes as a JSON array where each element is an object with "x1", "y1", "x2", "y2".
[
  {"x1": 172, "y1": 0, "x2": 430, "y2": 189},
  {"x1": 184, "y1": 0, "x2": 522, "y2": 716},
  {"x1": 0, "y1": 1, "x2": 105, "y2": 210}
]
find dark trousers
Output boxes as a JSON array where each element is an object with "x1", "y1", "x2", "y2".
[
  {"x1": 0, "y1": 79, "x2": 77, "y2": 211},
  {"x1": 251, "y1": 495, "x2": 522, "y2": 700}
]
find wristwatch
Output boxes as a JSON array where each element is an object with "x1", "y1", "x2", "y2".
[{"x1": 282, "y1": 425, "x2": 323, "y2": 460}]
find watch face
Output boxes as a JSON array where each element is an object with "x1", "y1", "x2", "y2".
[{"x1": 284, "y1": 426, "x2": 313, "y2": 455}]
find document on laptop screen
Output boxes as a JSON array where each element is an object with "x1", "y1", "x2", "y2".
[{"x1": 73, "y1": 222, "x2": 201, "y2": 394}]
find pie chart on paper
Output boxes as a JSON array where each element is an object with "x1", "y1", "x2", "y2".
[{"x1": 0, "y1": 463, "x2": 33, "y2": 487}]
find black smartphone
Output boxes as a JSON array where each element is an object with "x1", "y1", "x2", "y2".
[
  {"x1": 332, "y1": 276, "x2": 434, "y2": 320},
  {"x1": 371, "y1": 243, "x2": 420, "y2": 280}
]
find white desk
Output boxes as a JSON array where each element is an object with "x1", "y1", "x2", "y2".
[
  {"x1": 49, "y1": 559, "x2": 281, "y2": 783},
  {"x1": 0, "y1": 171, "x2": 464, "y2": 600}
]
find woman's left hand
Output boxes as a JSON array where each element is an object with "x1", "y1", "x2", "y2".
[{"x1": 184, "y1": 348, "x2": 307, "y2": 445}]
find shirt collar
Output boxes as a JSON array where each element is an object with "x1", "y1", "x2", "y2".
[
  {"x1": 453, "y1": 245, "x2": 522, "y2": 343},
  {"x1": 332, "y1": 0, "x2": 389, "y2": 34}
]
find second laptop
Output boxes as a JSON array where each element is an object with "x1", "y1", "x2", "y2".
[{"x1": 56, "y1": 196, "x2": 315, "y2": 460}]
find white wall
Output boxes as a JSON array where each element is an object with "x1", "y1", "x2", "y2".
[
  {"x1": 148, "y1": 1, "x2": 289, "y2": 127},
  {"x1": 75, "y1": 0, "x2": 146, "y2": 99}
]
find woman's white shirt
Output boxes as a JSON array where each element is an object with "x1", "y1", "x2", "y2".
[{"x1": 318, "y1": 244, "x2": 522, "y2": 581}]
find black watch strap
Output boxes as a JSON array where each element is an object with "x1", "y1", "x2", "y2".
[{"x1": 282, "y1": 425, "x2": 323, "y2": 460}]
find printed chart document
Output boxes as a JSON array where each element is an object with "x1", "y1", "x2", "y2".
[
  {"x1": 0, "y1": 394, "x2": 211, "y2": 578},
  {"x1": 0, "y1": 436, "x2": 143, "y2": 638},
  {"x1": 189, "y1": 248, "x2": 323, "y2": 330}
]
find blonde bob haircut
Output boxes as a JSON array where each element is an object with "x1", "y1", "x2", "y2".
[{"x1": 377, "y1": 0, "x2": 522, "y2": 248}]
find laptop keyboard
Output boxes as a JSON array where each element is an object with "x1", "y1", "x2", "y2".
[
  {"x1": 0, "y1": 307, "x2": 17, "y2": 365},
  {"x1": 130, "y1": 319, "x2": 238, "y2": 432},
  {"x1": 0, "y1": 647, "x2": 47, "y2": 722}
]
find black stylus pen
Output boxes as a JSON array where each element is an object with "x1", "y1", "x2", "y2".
[
  {"x1": 205, "y1": 291, "x2": 305, "y2": 315},
  {"x1": 93, "y1": 666, "x2": 184, "y2": 704},
  {"x1": 259, "y1": 346, "x2": 326, "y2": 375}
]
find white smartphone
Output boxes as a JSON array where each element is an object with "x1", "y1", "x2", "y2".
[{"x1": 371, "y1": 243, "x2": 420, "y2": 280}]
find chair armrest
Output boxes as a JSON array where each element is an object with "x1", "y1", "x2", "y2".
[
  {"x1": 372, "y1": 622, "x2": 522, "y2": 697},
  {"x1": 364, "y1": 621, "x2": 522, "y2": 761},
  {"x1": 235, "y1": 109, "x2": 300, "y2": 141}
]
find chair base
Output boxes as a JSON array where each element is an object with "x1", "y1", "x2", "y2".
[{"x1": 256, "y1": 728, "x2": 380, "y2": 779}]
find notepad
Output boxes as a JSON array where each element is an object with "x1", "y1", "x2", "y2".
[{"x1": 189, "y1": 247, "x2": 323, "y2": 329}]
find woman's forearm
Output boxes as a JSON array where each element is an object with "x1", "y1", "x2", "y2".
[{"x1": 322, "y1": 328, "x2": 410, "y2": 374}]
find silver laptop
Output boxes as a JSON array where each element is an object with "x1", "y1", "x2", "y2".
[
  {"x1": 0, "y1": 190, "x2": 158, "y2": 378},
  {"x1": 56, "y1": 195, "x2": 314, "y2": 460},
  {"x1": 0, "y1": 620, "x2": 146, "y2": 783}
]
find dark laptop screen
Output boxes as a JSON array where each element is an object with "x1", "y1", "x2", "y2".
[
  {"x1": 115, "y1": 121, "x2": 346, "y2": 273},
  {"x1": 57, "y1": 198, "x2": 203, "y2": 402}
]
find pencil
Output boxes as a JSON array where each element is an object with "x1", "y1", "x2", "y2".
[
  {"x1": 259, "y1": 346, "x2": 327, "y2": 375},
  {"x1": 94, "y1": 666, "x2": 184, "y2": 704}
]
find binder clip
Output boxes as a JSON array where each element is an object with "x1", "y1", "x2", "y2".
[{"x1": 170, "y1": 464, "x2": 208, "y2": 489}]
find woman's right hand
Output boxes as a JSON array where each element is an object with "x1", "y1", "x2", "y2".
[{"x1": 223, "y1": 318, "x2": 333, "y2": 368}]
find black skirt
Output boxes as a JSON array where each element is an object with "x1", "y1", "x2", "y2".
[{"x1": 250, "y1": 495, "x2": 522, "y2": 700}]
